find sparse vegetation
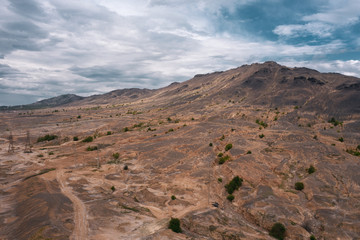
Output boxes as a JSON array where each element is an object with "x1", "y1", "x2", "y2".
[
  {"x1": 225, "y1": 143, "x2": 233, "y2": 151},
  {"x1": 346, "y1": 148, "x2": 360, "y2": 156},
  {"x1": 86, "y1": 146, "x2": 98, "y2": 151},
  {"x1": 82, "y1": 136, "x2": 93, "y2": 142},
  {"x1": 220, "y1": 135, "x2": 225, "y2": 141},
  {"x1": 256, "y1": 119, "x2": 268, "y2": 128},
  {"x1": 37, "y1": 134, "x2": 58, "y2": 142},
  {"x1": 227, "y1": 194, "x2": 235, "y2": 202},
  {"x1": 169, "y1": 218, "x2": 182, "y2": 233},
  {"x1": 308, "y1": 165, "x2": 316, "y2": 174},
  {"x1": 328, "y1": 117, "x2": 343, "y2": 126},
  {"x1": 295, "y1": 182, "x2": 304, "y2": 191},
  {"x1": 218, "y1": 155, "x2": 230, "y2": 164},
  {"x1": 269, "y1": 222, "x2": 286, "y2": 240},
  {"x1": 225, "y1": 176, "x2": 243, "y2": 194}
]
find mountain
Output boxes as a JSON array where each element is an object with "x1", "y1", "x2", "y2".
[{"x1": 3, "y1": 61, "x2": 359, "y2": 116}]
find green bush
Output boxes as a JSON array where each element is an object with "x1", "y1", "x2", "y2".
[
  {"x1": 37, "y1": 134, "x2": 58, "y2": 142},
  {"x1": 123, "y1": 127, "x2": 130, "y2": 132},
  {"x1": 107, "y1": 131, "x2": 112, "y2": 135},
  {"x1": 227, "y1": 194, "x2": 235, "y2": 202},
  {"x1": 225, "y1": 176, "x2": 243, "y2": 194},
  {"x1": 111, "y1": 186, "x2": 115, "y2": 192},
  {"x1": 338, "y1": 137, "x2": 344, "y2": 142},
  {"x1": 269, "y1": 222, "x2": 286, "y2": 240},
  {"x1": 124, "y1": 165, "x2": 128, "y2": 170},
  {"x1": 256, "y1": 119, "x2": 268, "y2": 128},
  {"x1": 217, "y1": 178, "x2": 222, "y2": 182},
  {"x1": 209, "y1": 143, "x2": 213, "y2": 147},
  {"x1": 308, "y1": 165, "x2": 316, "y2": 174},
  {"x1": 310, "y1": 235, "x2": 316, "y2": 240},
  {"x1": 113, "y1": 152, "x2": 119, "y2": 159},
  {"x1": 48, "y1": 152, "x2": 54, "y2": 155},
  {"x1": 259, "y1": 134, "x2": 265, "y2": 138},
  {"x1": 295, "y1": 182, "x2": 304, "y2": 191},
  {"x1": 217, "y1": 152, "x2": 223, "y2": 157},
  {"x1": 82, "y1": 136, "x2": 93, "y2": 142},
  {"x1": 168, "y1": 218, "x2": 182, "y2": 233},
  {"x1": 328, "y1": 117, "x2": 342, "y2": 126},
  {"x1": 218, "y1": 155, "x2": 230, "y2": 165},
  {"x1": 171, "y1": 195, "x2": 176, "y2": 200},
  {"x1": 73, "y1": 136, "x2": 79, "y2": 141},
  {"x1": 246, "y1": 150, "x2": 252, "y2": 154},
  {"x1": 86, "y1": 146, "x2": 98, "y2": 151},
  {"x1": 225, "y1": 143, "x2": 233, "y2": 151},
  {"x1": 220, "y1": 135, "x2": 225, "y2": 141},
  {"x1": 77, "y1": 115, "x2": 81, "y2": 119}
]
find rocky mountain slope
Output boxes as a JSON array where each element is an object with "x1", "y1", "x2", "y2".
[{"x1": 0, "y1": 62, "x2": 359, "y2": 240}]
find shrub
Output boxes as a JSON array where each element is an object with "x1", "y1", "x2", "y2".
[
  {"x1": 313, "y1": 135, "x2": 317, "y2": 140},
  {"x1": 168, "y1": 218, "x2": 182, "y2": 233},
  {"x1": 168, "y1": 128, "x2": 174, "y2": 132},
  {"x1": 113, "y1": 152, "x2": 119, "y2": 159},
  {"x1": 246, "y1": 150, "x2": 252, "y2": 154},
  {"x1": 328, "y1": 117, "x2": 342, "y2": 126},
  {"x1": 346, "y1": 149, "x2": 360, "y2": 156},
  {"x1": 357, "y1": 145, "x2": 360, "y2": 150},
  {"x1": 225, "y1": 176, "x2": 243, "y2": 194},
  {"x1": 107, "y1": 131, "x2": 112, "y2": 135},
  {"x1": 217, "y1": 152, "x2": 223, "y2": 157},
  {"x1": 295, "y1": 182, "x2": 304, "y2": 191},
  {"x1": 338, "y1": 137, "x2": 344, "y2": 142},
  {"x1": 111, "y1": 186, "x2": 115, "y2": 192},
  {"x1": 191, "y1": 117, "x2": 194, "y2": 121},
  {"x1": 256, "y1": 119, "x2": 268, "y2": 128},
  {"x1": 86, "y1": 146, "x2": 98, "y2": 151},
  {"x1": 259, "y1": 134, "x2": 265, "y2": 138},
  {"x1": 225, "y1": 143, "x2": 233, "y2": 151},
  {"x1": 310, "y1": 235, "x2": 316, "y2": 240},
  {"x1": 37, "y1": 134, "x2": 58, "y2": 142},
  {"x1": 73, "y1": 136, "x2": 79, "y2": 141},
  {"x1": 37, "y1": 154, "x2": 44, "y2": 157},
  {"x1": 220, "y1": 135, "x2": 225, "y2": 141},
  {"x1": 217, "y1": 178, "x2": 222, "y2": 182},
  {"x1": 209, "y1": 143, "x2": 213, "y2": 147},
  {"x1": 171, "y1": 195, "x2": 176, "y2": 200},
  {"x1": 308, "y1": 165, "x2": 316, "y2": 174},
  {"x1": 219, "y1": 155, "x2": 230, "y2": 165},
  {"x1": 82, "y1": 136, "x2": 93, "y2": 143},
  {"x1": 269, "y1": 222, "x2": 286, "y2": 240},
  {"x1": 48, "y1": 152, "x2": 54, "y2": 155},
  {"x1": 123, "y1": 127, "x2": 130, "y2": 132},
  {"x1": 77, "y1": 115, "x2": 81, "y2": 119},
  {"x1": 227, "y1": 194, "x2": 234, "y2": 202},
  {"x1": 123, "y1": 165, "x2": 128, "y2": 170}
]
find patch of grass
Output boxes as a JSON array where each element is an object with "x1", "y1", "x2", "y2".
[
  {"x1": 37, "y1": 134, "x2": 58, "y2": 142},
  {"x1": 225, "y1": 143, "x2": 233, "y2": 151},
  {"x1": 225, "y1": 176, "x2": 243, "y2": 194},
  {"x1": 24, "y1": 168, "x2": 56, "y2": 181},
  {"x1": 86, "y1": 146, "x2": 98, "y2": 151},
  {"x1": 256, "y1": 119, "x2": 268, "y2": 128},
  {"x1": 82, "y1": 136, "x2": 93, "y2": 142},
  {"x1": 169, "y1": 218, "x2": 182, "y2": 233},
  {"x1": 269, "y1": 222, "x2": 286, "y2": 240}
]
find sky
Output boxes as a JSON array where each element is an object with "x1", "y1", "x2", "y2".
[{"x1": 0, "y1": 0, "x2": 360, "y2": 106}]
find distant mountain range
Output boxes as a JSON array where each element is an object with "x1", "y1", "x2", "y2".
[{"x1": 2, "y1": 61, "x2": 359, "y2": 115}]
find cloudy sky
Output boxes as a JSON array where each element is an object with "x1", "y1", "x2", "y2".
[{"x1": 0, "y1": 0, "x2": 360, "y2": 105}]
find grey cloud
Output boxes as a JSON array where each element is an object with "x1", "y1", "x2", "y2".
[{"x1": 8, "y1": 0, "x2": 47, "y2": 20}]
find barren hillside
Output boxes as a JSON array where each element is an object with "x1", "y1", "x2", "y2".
[{"x1": 0, "y1": 62, "x2": 359, "y2": 240}]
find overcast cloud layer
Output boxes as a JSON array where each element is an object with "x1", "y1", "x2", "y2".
[{"x1": 0, "y1": 0, "x2": 360, "y2": 105}]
